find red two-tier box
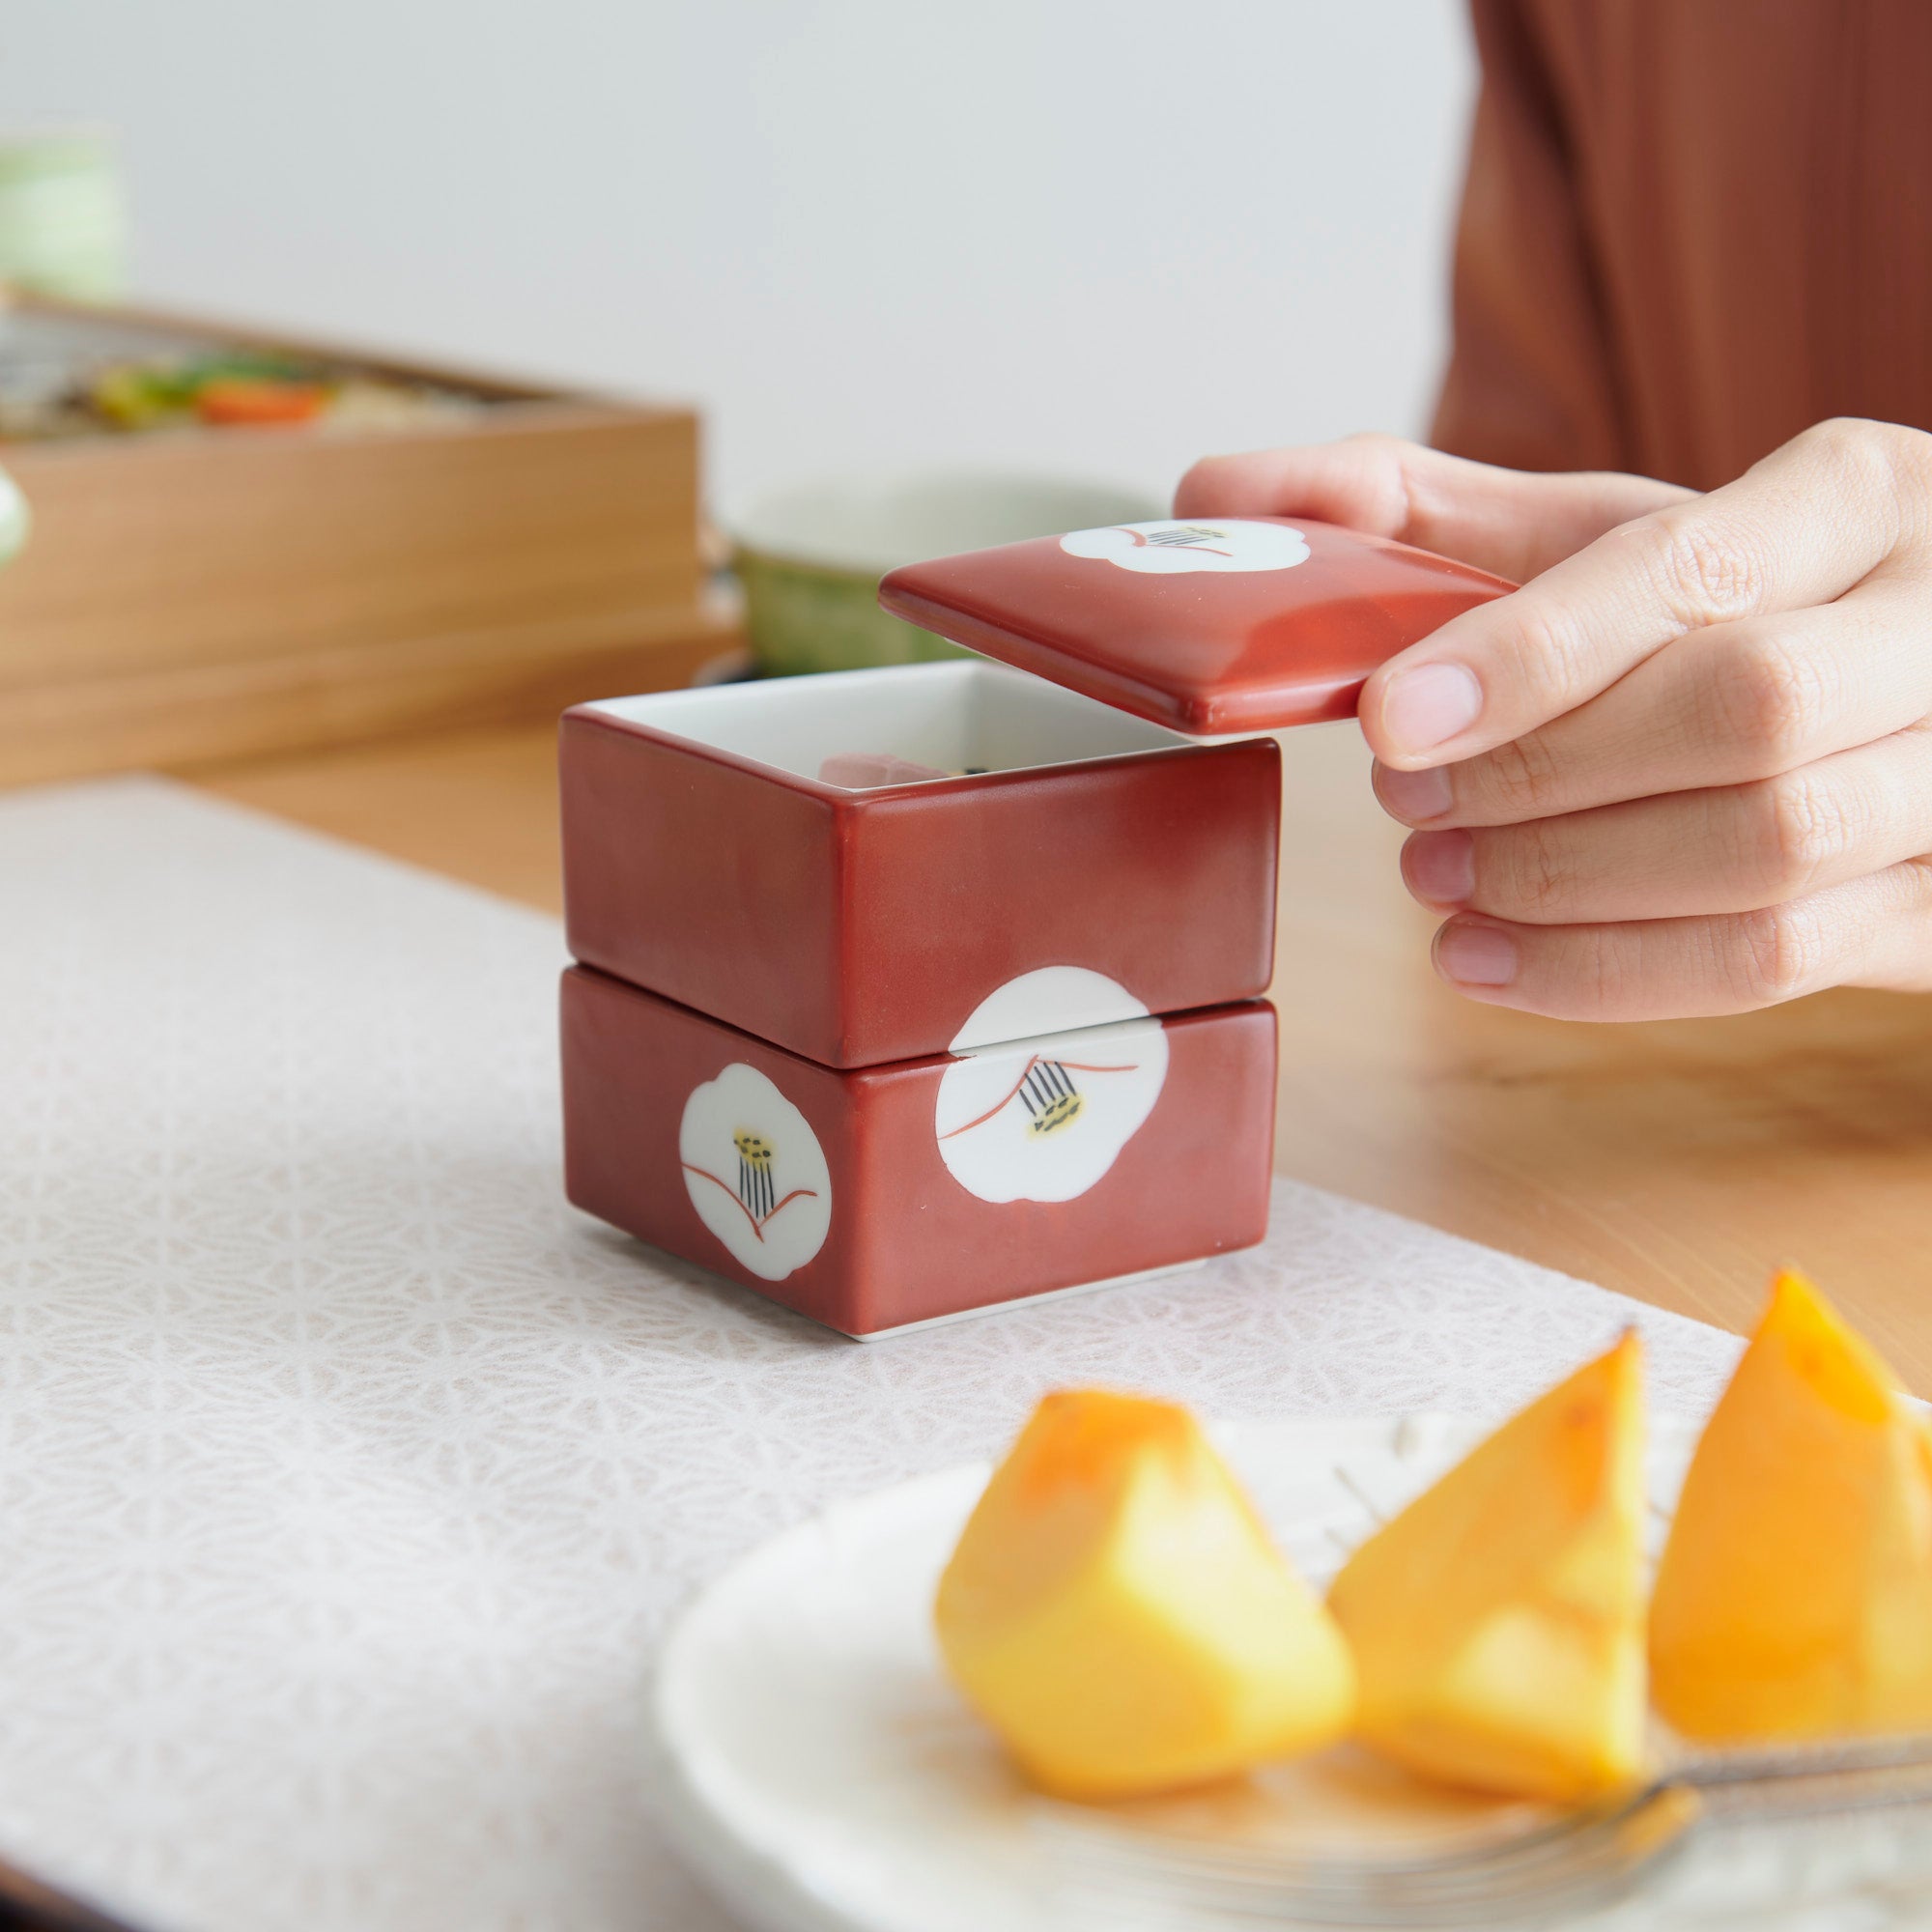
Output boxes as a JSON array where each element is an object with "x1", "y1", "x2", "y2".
[{"x1": 560, "y1": 514, "x2": 1511, "y2": 1335}]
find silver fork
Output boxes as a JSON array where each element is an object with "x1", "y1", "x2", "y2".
[{"x1": 1037, "y1": 1734, "x2": 1932, "y2": 1928}]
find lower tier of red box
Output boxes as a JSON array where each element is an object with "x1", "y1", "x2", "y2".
[{"x1": 560, "y1": 965, "x2": 1278, "y2": 1337}]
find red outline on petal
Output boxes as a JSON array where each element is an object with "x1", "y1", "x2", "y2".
[
  {"x1": 936, "y1": 1056, "x2": 1141, "y2": 1141},
  {"x1": 681, "y1": 1163, "x2": 820, "y2": 1241}
]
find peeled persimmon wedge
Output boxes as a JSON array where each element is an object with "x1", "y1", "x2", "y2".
[
  {"x1": 934, "y1": 1388, "x2": 1355, "y2": 1799},
  {"x1": 1325, "y1": 1333, "x2": 1648, "y2": 1803},
  {"x1": 1650, "y1": 1268, "x2": 1932, "y2": 1744}
]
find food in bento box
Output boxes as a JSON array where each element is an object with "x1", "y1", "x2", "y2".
[
  {"x1": 1326, "y1": 1334, "x2": 1648, "y2": 1803},
  {"x1": 1650, "y1": 1270, "x2": 1932, "y2": 1744},
  {"x1": 90, "y1": 353, "x2": 326, "y2": 428},
  {"x1": 0, "y1": 341, "x2": 482, "y2": 442},
  {"x1": 934, "y1": 1389, "x2": 1354, "y2": 1799}
]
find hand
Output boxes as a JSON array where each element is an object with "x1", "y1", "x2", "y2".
[{"x1": 1177, "y1": 424, "x2": 1932, "y2": 1021}]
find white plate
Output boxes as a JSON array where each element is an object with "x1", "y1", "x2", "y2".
[{"x1": 646, "y1": 1414, "x2": 1932, "y2": 1932}]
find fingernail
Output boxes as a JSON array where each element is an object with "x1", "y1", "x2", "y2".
[
  {"x1": 1402, "y1": 830, "x2": 1475, "y2": 910},
  {"x1": 1375, "y1": 761, "x2": 1454, "y2": 823},
  {"x1": 1380, "y1": 662, "x2": 1483, "y2": 755},
  {"x1": 1434, "y1": 919, "x2": 1518, "y2": 987}
]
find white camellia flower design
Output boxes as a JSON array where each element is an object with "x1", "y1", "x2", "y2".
[
  {"x1": 936, "y1": 969, "x2": 1169, "y2": 1206},
  {"x1": 947, "y1": 962, "x2": 1157, "y2": 1049},
  {"x1": 679, "y1": 1063, "x2": 832, "y2": 1281},
  {"x1": 1060, "y1": 518, "x2": 1311, "y2": 575}
]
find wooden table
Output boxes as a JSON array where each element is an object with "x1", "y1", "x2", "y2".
[{"x1": 188, "y1": 717, "x2": 1932, "y2": 1391}]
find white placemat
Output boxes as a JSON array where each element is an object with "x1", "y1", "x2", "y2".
[{"x1": 0, "y1": 777, "x2": 1742, "y2": 1932}]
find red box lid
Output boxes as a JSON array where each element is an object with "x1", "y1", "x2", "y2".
[{"x1": 878, "y1": 515, "x2": 1513, "y2": 734}]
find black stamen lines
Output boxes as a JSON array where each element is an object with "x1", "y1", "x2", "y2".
[
  {"x1": 733, "y1": 1129, "x2": 776, "y2": 1218},
  {"x1": 1019, "y1": 1060, "x2": 1083, "y2": 1136}
]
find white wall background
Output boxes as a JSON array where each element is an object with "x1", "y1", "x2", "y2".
[{"x1": 3, "y1": 0, "x2": 1476, "y2": 520}]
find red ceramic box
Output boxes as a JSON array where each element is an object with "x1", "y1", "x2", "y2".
[
  {"x1": 560, "y1": 963, "x2": 1277, "y2": 1337},
  {"x1": 559, "y1": 516, "x2": 1511, "y2": 1331},
  {"x1": 559, "y1": 661, "x2": 1280, "y2": 1069}
]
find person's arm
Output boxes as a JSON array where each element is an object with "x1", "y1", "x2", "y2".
[
  {"x1": 1179, "y1": 425, "x2": 1932, "y2": 1020},
  {"x1": 1431, "y1": 0, "x2": 1628, "y2": 476}
]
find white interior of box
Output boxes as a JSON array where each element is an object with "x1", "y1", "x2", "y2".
[{"x1": 584, "y1": 661, "x2": 1196, "y2": 785}]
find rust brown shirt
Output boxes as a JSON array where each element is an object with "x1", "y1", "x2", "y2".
[{"x1": 1432, "y1": 0, "x2": 1932, "y2": 491}]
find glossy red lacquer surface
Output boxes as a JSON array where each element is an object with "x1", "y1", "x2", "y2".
[
  {"x1": 560, "y1": 966, "x2": 1278, "y2": 1336},
  {"x1": 559, "y1": 707, "x2": 1280, "y2": 1069},
  {"x1": 878, "y1": 517, "x2": 1514, "y2": 734}
]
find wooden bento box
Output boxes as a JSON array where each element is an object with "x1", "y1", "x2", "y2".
[
  {"x1": 0, "y1": 297, "x2": 733, "y2": 785},
  {"x1": 560, "y1": 514, "x2": 1514, "y2": 1337}
]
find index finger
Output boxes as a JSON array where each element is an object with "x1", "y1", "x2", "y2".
[
  {"x1": 1359, "y1": 419, "x2": 1921, "y2": 771},
  {"x1": 1177, "y1": 433, "x2": 1687, "y2": 584}
]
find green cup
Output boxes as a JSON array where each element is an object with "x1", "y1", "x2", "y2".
[
  {"x1": 731, "y1": 472, "x2": 1159, "y2": 677},
  {"x1": 0, "y1": 127, "x2": 128, "y2": 302}
]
